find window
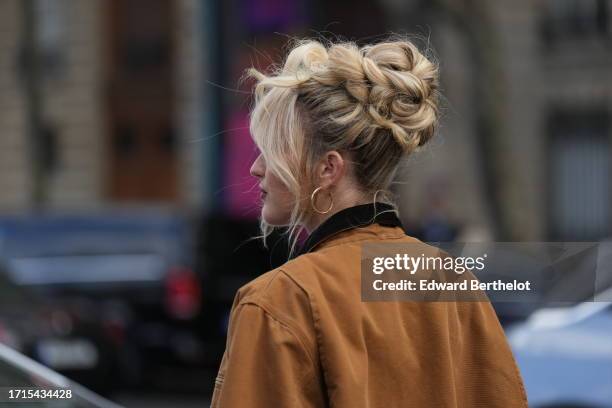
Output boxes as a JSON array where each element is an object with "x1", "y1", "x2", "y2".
[
  {"x1": 34, "y1": 0, "x2": 66, "y2": 78},
  {"x1": 540, "y1": 0, "x2": 612, "y2": 44},
  {"x1": 548, "y1": 111, "x2": 611, "y2": 240}
]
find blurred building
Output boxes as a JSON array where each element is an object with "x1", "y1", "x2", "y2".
[
  {"x1": 0, "y1": 0, "x2": 610, "y2": 242},
  {"x1": 312, "y1": 0, "x2": 612, "y2": 242},
  {"x1": 0, "y1": 0, "x2": 209, "y2": 211}
]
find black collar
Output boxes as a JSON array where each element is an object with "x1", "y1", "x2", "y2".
[{"x1": 295, "y1": 202, "x2": 404, "y2": 258}]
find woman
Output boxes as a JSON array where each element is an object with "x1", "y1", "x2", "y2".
[{"x1": 211, "y1": 37, "x2": 527, "y2": 407}]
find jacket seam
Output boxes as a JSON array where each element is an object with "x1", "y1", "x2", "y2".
[
  {"x1": 237, "y1": 300, "x2": 318, "y2": 383},
  {"x1": 247, "y1": 296, "x2": 318, "y2": 362},
  {"x1": 239, "y1": 270, "x2": 318, "y2": 357},
  {"x1": 305, "y1": 285, "x2": 334, "y2": 406},
  {"x1": 274, "y1": 270, "x2": 333, "y2": 406},
  {"x1": 260, "y1": 268, "x2": 284, "y2": 293}
]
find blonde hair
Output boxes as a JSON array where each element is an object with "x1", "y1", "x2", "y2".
[{"x1": 247, "y1": 36, "x2": 440, "y2": 257}]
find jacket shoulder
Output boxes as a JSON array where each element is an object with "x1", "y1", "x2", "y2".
[
  {"x1": 234, "y1": 265, "x2": 317, "y2": 352},
  {"x1": 235, "y1": 265, "x2": 306, "y2": 306},
  {"x1": 235, "y1": 248, "x2": 335, "y2": 304}
]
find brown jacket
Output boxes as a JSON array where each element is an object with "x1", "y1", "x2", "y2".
[{"x1": 211, "y1": 204, "x2": 528, "y2": 407}]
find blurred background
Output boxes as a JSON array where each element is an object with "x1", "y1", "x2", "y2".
[{"x1": 0, "y1": 0, "x2": 611, "y2": 407}]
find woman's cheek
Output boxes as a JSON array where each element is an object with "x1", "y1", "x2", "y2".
[
  {"x1": 263, "y1": 203, "x2": 284, "y2": 225},
  {"x1": 262, "y1": 194, "x2": 292, "y2": 225}
]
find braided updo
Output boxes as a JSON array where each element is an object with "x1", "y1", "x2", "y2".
[{"x1": 247, "y1": 37, "x2": 440, "y2": 254}]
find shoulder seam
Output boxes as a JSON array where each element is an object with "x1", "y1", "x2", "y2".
[
  {"x1": 236, "y1": 268, "x2": 284, "y2": 305},
  {"x1": 238, "y1": 269, "x2": 317, "y2": 356},
  {"x1": 237, "y1": 301, "x2": 317, "y2": 380}
]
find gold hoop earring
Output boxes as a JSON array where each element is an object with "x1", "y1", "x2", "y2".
[{"x1": 311, "y1": 187, "x2": 334, "y2": 214}]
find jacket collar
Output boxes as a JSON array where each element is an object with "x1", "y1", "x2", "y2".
[{"x1": 295, "y1": 202, "x2": 404, "y2": 257}]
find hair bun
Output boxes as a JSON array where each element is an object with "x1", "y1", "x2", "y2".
[{"x1": 323, "y1": 40, "x2": 440, "y2": 152}]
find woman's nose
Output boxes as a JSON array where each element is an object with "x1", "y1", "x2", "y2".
[{"x1": 250, "y1": 154, "x2": 264, "y2": 178}]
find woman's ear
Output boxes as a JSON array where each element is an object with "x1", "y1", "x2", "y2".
[{"x1": 316, "y1": 151, "x2": 345, "y2": 188}]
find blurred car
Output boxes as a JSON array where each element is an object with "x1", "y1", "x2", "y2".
[
  {"x1": 507, "y1": 286, "x2": 612, "y2": 408},
  {"x1": 0, "y1": 341, "x2": 122, "y2": 407},
  {"x1": 0, "y1": 263, "x2": 117, "y2": 394},
  {"x1": 0, "y1": 211, "x2": 201, "y2": 389},
  {"x1": 0, "y1": 211, "x2": 290, "y2": 393}
]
